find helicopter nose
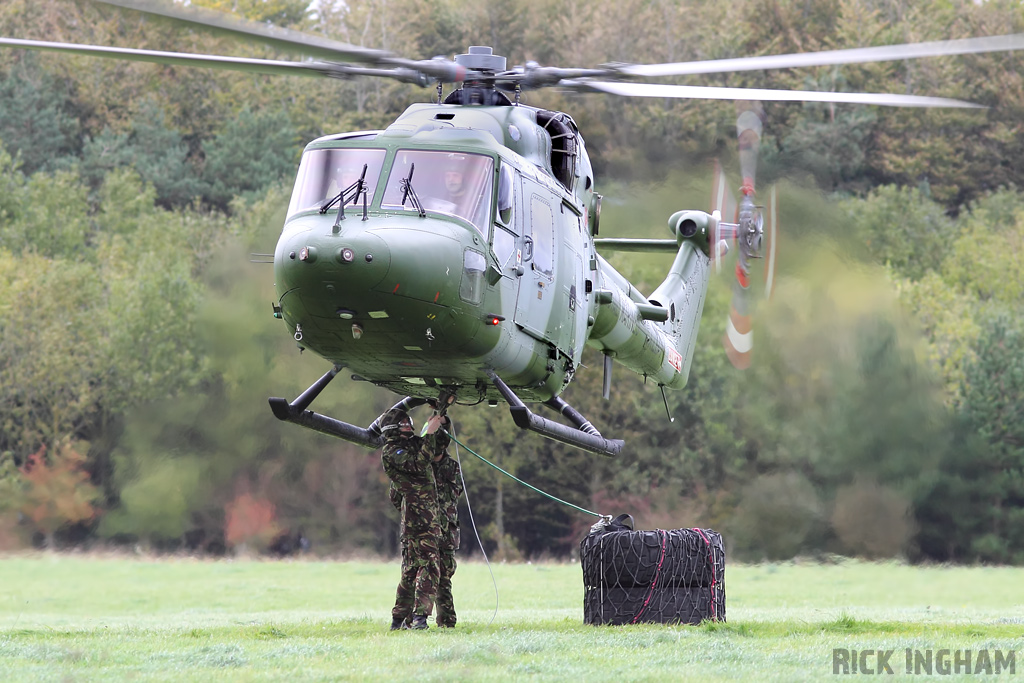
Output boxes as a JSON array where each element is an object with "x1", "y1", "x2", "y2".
[
  {"x1": 276, "y1": 230, "x2": 392, "y2": 306},
  {"x1": 369, "y1": 226, "x2": 466, "y2": 305}
]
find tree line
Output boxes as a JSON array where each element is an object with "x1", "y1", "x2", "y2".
[{"x1": 0, "y1": 0, "x2": 1022, "y2": 562}]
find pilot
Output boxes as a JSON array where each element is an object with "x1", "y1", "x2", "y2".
[
  {"x1": 426, "y1": 158, "x2": 470, "y2": 215},
  {"x1": 443, "y1": 167, "x2": 467, "y2": 202},
  {"x1": 379, "y1": 408, "x2": 446, "y2": 631}
]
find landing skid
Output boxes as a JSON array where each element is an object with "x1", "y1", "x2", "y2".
[
  {"x1": 268, "y1": 366, "x2": 426, "y2": 448},
  {"x1": 269, "y1": 366, "x2": 624, "y2": 458},
  {"x1": 488, "y1": 372, "x2": 623, "y2": 458}
]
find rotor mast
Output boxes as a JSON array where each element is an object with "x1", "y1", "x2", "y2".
[{"x1": 447, "y1": 46, "x2": 510, "y2": 106}]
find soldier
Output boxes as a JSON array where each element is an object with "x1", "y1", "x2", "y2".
[
  {"x1": 379, "y1": 408, "x2": 445, "y2": 631},
  {"x1": 430, "y1": 418, "x2": 463, "y2": 628}
]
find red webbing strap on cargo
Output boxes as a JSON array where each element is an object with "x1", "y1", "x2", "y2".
[
  {"x1": 630, "y1": 529, "x2": 667, "y2": 624},
  {"x1": 693, "y1": 528, "x2": 717, "y2": 621}
]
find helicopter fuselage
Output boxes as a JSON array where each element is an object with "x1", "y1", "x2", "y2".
[{"x1": 274, "y1": 101, "x2": 712, "y2": 408}]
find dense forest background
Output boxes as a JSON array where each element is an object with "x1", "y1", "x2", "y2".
[{"x1": 1, "y1": 0, "x2": 1022, "y2": 563}]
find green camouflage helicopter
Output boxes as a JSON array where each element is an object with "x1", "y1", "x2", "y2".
[{"x1": 4, "y1": 1, "x2": 1023, "y2": 457}]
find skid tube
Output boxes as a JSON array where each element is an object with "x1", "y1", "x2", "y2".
[
  {"x1": 488, "y1": 371, "x2": 623, "y2": 457},
  {"x1": 269, "y1": 365, "x2": 426, "y2": 448}
]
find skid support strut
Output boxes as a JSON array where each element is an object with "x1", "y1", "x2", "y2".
[
  {"x1": 488, "y1": 371, "x2": 623, "y2": 457},
  {"x1": 269, "y1": 366, "x2": 425, "y2": 448}
]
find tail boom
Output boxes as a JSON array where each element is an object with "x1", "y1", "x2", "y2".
[{"x1": 589, "y1": 211, "x2": 713, "y2": 390}]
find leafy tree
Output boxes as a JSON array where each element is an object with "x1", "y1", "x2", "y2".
[
  {"x1": 942, "y1": 188, "x2": 1024, "y2": 306},
  {"x1": 201, "y1": 107, "x2": 301, "y2": 209},
  {"x1": 194, "y1": 0, "x2": 311, "y2": 26},
  {"x1": 82, "y1": 99, "x2": 203, "y2": 207},
  {"x1": 224, "y1": 492, "x2": 280, "y2": 553},
  {"x1": 893, "y1": 188, "x2": 1024, "y2": 403},
  {"x1": 0, "y1": 54, "x2": 80, "y2": 175},
  {"x1": 832, "y1": 478, "x2": 913, "y2": 559},
  {"x1": 0, "y1": 251, "x2": 107, "y2": 454},
  {"x1": 0, "y1": 144, "x2": 91, "y2": 260},
  {"x1": 729, "y1": 472, "x2": 826, "y2": 561},
  {"x1": 18, "y1": 440, "x2": 101, "y2": 549},
  {"x1": 778, "y1": 87, "x2": 878, "y2": 193},
  {"x1": 915, "y1": 316, "x2": 1024, "y2": 563},
  {"x1": 0, "y1": 449, "x2": 25, "y2": 548}
]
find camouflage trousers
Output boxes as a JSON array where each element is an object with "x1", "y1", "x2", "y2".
[
  {"x1": 392, "y1": 533, "x2": 440, "y2": 621},
  {"x1": 435, "y1": 549, "x2": 458, "y2": 627}
]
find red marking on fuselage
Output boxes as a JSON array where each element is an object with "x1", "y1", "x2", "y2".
[
  {"x1": 434, "y1": 291, "x2": 440, "y2": 302},
  {"x1": 393, "y1": 283, "x2": 400, "y2": 294}
]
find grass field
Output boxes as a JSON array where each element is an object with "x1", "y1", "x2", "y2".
[{"x1": 1, "y1": 554, "x2": 1023, "y2": 681}]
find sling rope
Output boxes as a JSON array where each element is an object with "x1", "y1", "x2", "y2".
[
  {"x1": 446, "y1": 431, "x2": 605, "y2": 519},
  {"x1": 448, "y1": 423, "x2": 499, "y2": 626}
]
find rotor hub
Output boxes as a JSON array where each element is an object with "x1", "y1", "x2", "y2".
[{"x1": 455, "y1": 46, "x2": 506, "y2": 73}]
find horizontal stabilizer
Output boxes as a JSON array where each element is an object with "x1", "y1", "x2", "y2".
[{"x1": 594, "y1": 238, "x2": 679, "y2": 252}]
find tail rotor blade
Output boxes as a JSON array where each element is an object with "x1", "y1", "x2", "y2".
[
  {"x1": 764, "y1": 184, "x2": 778, "y2": 299},
  {"x1": 736, "y1": 102, "x2": 764, "y2": 197},
  {"x1": 723, "y1": 102, "x2": 765, "y2": 369},
  {"x1": 723, "y1": 262, "x2": 753, "y2": 369},
  {"x1": 711, "y1": 159, "x2": 736, "y2": 218},
  {"x1": 710, "y1": 159, "x2": 736, "y2": 274}
]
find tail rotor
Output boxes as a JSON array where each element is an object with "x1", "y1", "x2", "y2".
[{"x1": 713, "y1": 102, "x2": 777, "y2": 369}]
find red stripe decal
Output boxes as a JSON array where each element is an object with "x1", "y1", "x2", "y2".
[{"x1": 735, "y1": 263, "x2": 749, "y2": 289}]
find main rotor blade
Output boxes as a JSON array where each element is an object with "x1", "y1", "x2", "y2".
[
  {"x1": 619, "y1": 33, "x2": 1024, "y2": 78},
  {"x1": 567, "y1": 80, "x2": 984, "y2": 108},
  {"x1": 0, "y1": 38, "x2": 428, "y2": 84},
  {"x1": 94, "y1": 0, "x2": 394, "y2": 67},
  {"x1": 92, "y1": 0, "x2": 464, "y2": 82}
]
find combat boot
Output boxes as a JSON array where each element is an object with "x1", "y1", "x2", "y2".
[
  {"x1": 409, "y1": 615, "x2": 429, "y2": 630},
  {"x1": 390, "y1": 617, "x2": 406, "y2": 631}
]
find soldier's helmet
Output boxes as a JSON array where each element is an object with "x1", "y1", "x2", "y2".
[{"x1": 380, "y1": 408, "x2": 413, "y2": 440}]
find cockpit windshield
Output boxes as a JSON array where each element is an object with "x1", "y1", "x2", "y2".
[
  {"x1": 287, "y1": 148, "x2": 387, "y2": 219},
  {"x1": 381, "y1": 150, "x2": 494, "y2": 237}
]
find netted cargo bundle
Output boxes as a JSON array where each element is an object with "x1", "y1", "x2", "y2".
[{"x1": 580, "y1": 515, "x2": 726, "y2": 625}]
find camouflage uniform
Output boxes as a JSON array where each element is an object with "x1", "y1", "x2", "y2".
[
  {"x1": 382, "y1": 421, "x2": 444, "y2": 627},
  {"x1": 431, "y1": 433, "x2": 463, "y2": 628}
]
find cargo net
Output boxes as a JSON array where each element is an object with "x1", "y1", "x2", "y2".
[{"x1": 580, "y1": 516, "x2": 726, "y2": 626}]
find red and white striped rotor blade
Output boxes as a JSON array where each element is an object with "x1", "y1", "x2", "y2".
[
  {"x1": 723, "y1": 262, "x2": 753, "y2": 369},
  {"x1": 736, "y1": 103, "x2": 764, "y2": 197}
]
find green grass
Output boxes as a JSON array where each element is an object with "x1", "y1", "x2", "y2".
[{"x1": 1, "y1": 555, "x2": 1023, "y2": 681}]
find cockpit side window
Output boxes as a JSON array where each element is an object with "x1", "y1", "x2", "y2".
[
  {"x1": 497, "y1": 163, "x2": 514, "y2": 226},
  {"x1": 287, "y1": 148, "x2": 387, "y2": 220},
  {"x1": 381, "y1": 150, "x2": 495, "y2": 238}
]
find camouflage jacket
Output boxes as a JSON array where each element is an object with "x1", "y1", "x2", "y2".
[
  {"x1": 382, "y1": 432, "x2": 443, "y2": 539},
  {"x1": 432, "y1": 448, "x2": 463, "y2": 550}
]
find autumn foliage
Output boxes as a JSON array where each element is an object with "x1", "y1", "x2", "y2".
[
  {"x1": 19, "y1": 441, "x2": 100, "y2": 546},
  {"x1": 224, "y1": 493, "x2": 279, "y2": 551}
]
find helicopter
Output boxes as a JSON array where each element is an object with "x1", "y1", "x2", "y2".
[{"x1": 4, "y1": 1, "x2": 1023, "y2": 458}]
